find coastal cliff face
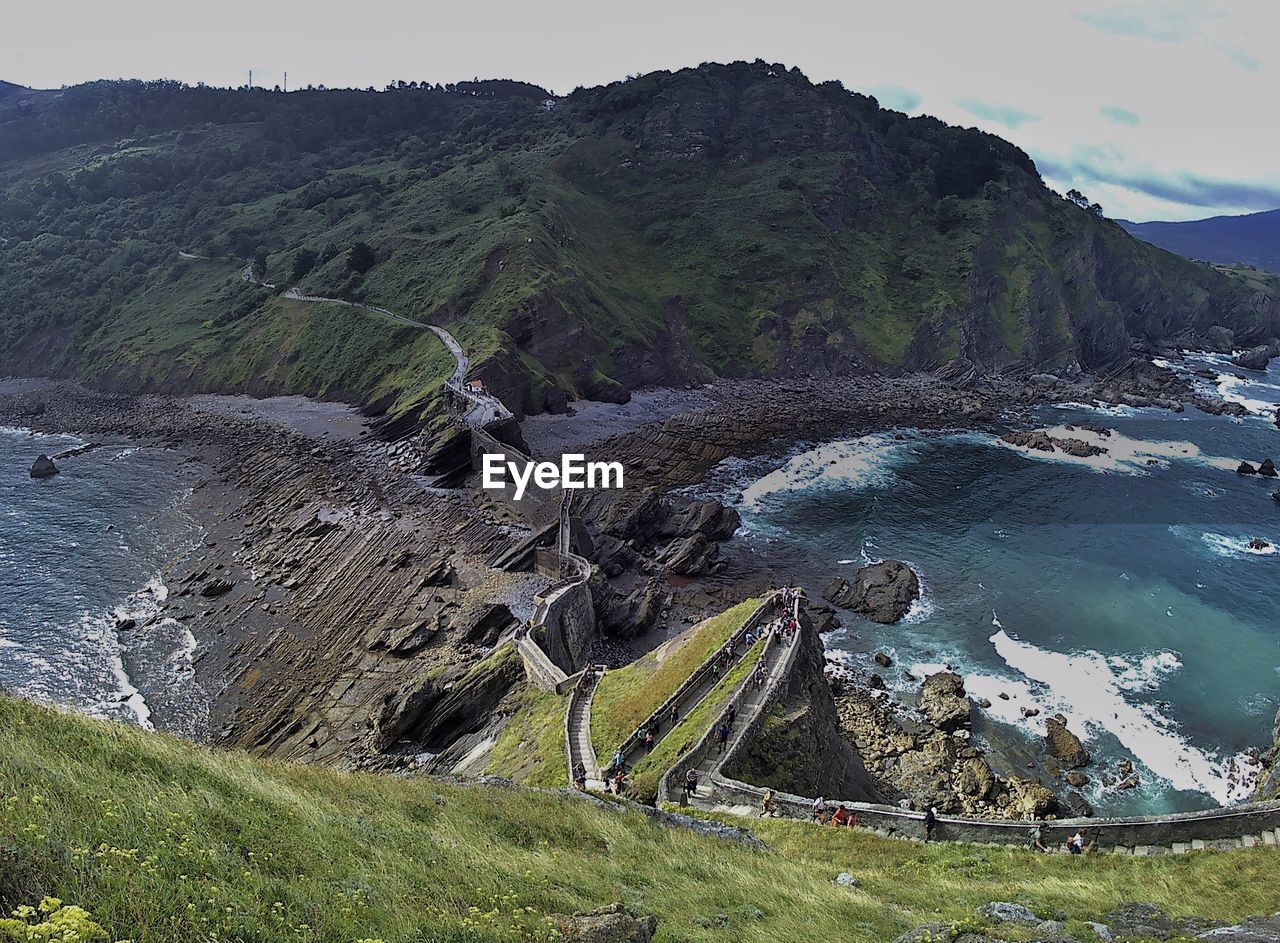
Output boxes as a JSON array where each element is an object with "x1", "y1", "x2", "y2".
[
  {"x1": 2, "y1": 63, "x2": 1277, "y2": 424},
  {"x1": 727, "y1": 617, "x2": 885, "y2": 802}
]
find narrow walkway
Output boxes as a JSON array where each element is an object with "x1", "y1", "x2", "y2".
[
  {"x1": 567, "y1": 668, "x2": 604, "y2": 789},
  {"x1": 682, "y1": 613, "x2": 801, "y2": 805},
  {"x1": 572, "y1": 592, "x2": 790, "y2": 786}
]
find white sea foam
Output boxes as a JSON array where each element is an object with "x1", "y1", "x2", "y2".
[
  {"x1": 994, "y1": 424, "x2": 1240, "y2": 475},
  {"x1": 1199, "y1": 532, "x2": 1277, "y2": 557},
  {"x1": 740, "y1": 433, "x2": 908, "y2": 510},
  {"x1": 1214, "y1": 374, "x2": 1280, "y2": 419},
  {"x1": 918, "y1": 614, "x2": 1252, "y2": 804}
]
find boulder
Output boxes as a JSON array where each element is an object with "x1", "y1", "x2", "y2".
[
  {"x1": 1261, "y1": 459, "x2": 1278, "y2": 478},
  {"x1": 1061, "y1": 790, "x2": 1094, "y2": 818},
  {"x1": 1045, "y1": 717, "x2": 1091, "y2": 769},
  {"x1": 658, "y1": 534, "x2": 718, "y2": 576},
  {"x1": 551, "y1": 904, "x2": 657, "y2": 943},
  {"x1": 1249, "y1": 538, "x2": 1272, "y2": 552},
  {"x1": 1238, "y1": 462, "x2": 1259, "y2": 475},
  {"x1": 1204, "y1": 326, "x2": 1236, "y2": 352},
  {"x1": 1105, "y1": 903, "x2": 1222, "y2": 941},
  {"x1": 1053, "y1": 436, "x2": 1107, "y2": 458},
  {"x1": 834, "y1": 872, "x2": 860, "y2": 888},
  {"x1": 918, "y1": 671, "x2": 972, "y2": 731},
  {"x1": 823, "y1": 560, "x2": 921, "y2": 624},
  {"x1": 977, "y1": 903, "x2": 1039, "y2": 924},
  {"x1": 874, "y1": 651, "x2": 893, "y2": 668},
  {"x1": 1232, "y1": 345, "x2": 1275, "y2": 371},
  {"x1": 1002, "y1": 429, "x2": 1055, "y2": 452},
  {"x1": 29, "y1": 455, "x2": 58, "y2": 479},
  {"x1": 1003, "y1": 777, "x2": 1058, "y2": 818},
  {"x1": 1195, "y1": 914, "x2": 1280, "y2": 942}
]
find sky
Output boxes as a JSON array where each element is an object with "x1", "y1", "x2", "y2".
[{"x1": 3, "y1": 0, "x2": 1278, "y2": 222}]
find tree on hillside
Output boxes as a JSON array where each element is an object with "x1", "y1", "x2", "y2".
[{"x1": 346, "y1": 242, "x2": 376, "y2": 274}]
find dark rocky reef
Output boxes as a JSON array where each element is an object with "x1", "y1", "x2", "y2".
[{"x1": 823, "y1": 560, "x2": 921, "y2": 624}]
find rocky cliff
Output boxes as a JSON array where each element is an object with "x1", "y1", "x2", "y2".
[
  {"x1": 2, "y1": 62, "x2": 1277, "y2": 423},
  {"x1": 726, "y1": 616, "x2": 885, "y2": 802}
]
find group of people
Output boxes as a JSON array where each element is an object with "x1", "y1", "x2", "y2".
[
  {"x1": 1028, "y1": 823, "x2": 1091, "y2": 855},
  {"x1": 810, "y1": 796, "x2": 857, "y2": 828}
]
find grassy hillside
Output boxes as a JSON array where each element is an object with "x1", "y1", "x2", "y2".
[
  {"x1": 3, "y1": 694, "x2": 1280, "y2": 943},
  {"x1": 2, "y1": 65, "x2": 1276, "y2": 425}
]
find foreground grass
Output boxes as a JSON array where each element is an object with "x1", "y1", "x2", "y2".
[
  {"x1": 484, "y1": 686, "x2": 569, "y2": 788},
  {"x1": 2, "y1": 695, "x2": 1279, "y2": 943},
  {"x1": 590, "y1": 599, "x2": 760, "y2": 762}
]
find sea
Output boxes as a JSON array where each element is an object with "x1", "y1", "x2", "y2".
[
  {"x1": 698, "y1": 352, "x2": 1280, "y2": 816},
  {"x1": 0, "y1": 426, "x2": 207, "y2": 738}
]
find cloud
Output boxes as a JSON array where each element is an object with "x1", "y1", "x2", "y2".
[
  {"x1": 864, "y1": 84, "x2": 920, "y2": 113},
  {"x1": 1075, "y1": 0, "x2": 1217, "y2": 42},
  {"x1": 1100, "y1": 105, "x2": 1140, "y2": 126},
  {"x1": 954, "y1": 97, "x2": 1040, "y2": 129},
  {"x1": 1034, "y1": 148, "x2": 1280, "y2": 212}
]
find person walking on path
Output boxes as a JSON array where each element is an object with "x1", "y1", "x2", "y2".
[
  {"x1": 716, "y1": 721, "x2": 730, "y2": 755},
  {"x1": 683, "y1": 768, "x2": 699, "y2": 803},
  {"x1": 727, "y1": 703, "x2": 737, "y2": 727},
  {"x1": 923, "y1": 807, "x2": 938, "y2": 843},
  {"x1": 812, "y1": 796, "x2": 827, "y2": 823},
  {"x1": 761, "y1": 789, "x2": 777, "y2": 817}
]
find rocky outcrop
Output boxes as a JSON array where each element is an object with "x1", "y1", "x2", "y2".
[
  {"x1": 1232, "y1": 345, "x2": 1278, "y2": 371},
  {"x1": 551, "y1": 904, "x2": 656, "y2": 943},
  {"x1": 823, "y1": 560, "x2": 920, "y2": 624},
  {"x1": 368, "y1": 648, "x2": 524, "y2": 752},
  {"x1": 1001, "y1": 429, "x2": 1106, "y2": 458},
  {"x1": 658, "y1": 533, "x2": 721, "y2": 576},
  {"x1": 1044, "y1": 717, "x2": 1091, "y2": 769},
  {"x1": 918, "y1": 672, "x2": 972, "y2": 732},
  {"x1": 29, "y1": 454, "x2": 58, "y2": 478},
  {"x1": 832, "y1": 675, "x2": 1058, "y2": 819},
  {"x1": 592, "y1": 488, "x2": 738, "y2": 579},
  {"x1": 1002, "y1": 429, "x2": 1054, "y2": 451}
]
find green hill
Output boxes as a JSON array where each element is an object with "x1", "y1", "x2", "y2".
[
  {"x1": 1, "y1": 64, "x2": 1278, "y2": 425},
  {"x1": 2, "y1": 694, "x2": 1279, "y2": 943}
]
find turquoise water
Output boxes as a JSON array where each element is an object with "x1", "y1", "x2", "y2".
[
  {"x1": 711, "y1": 356, "x2": 1280, "y2": 815},
  {"x1": 0, "y1": 426, "x2": 204, "y2": 735}
]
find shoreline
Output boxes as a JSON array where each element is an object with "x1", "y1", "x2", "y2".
[{"x1": 1, "y1": 357, "x2": 1269, "y2": 819}]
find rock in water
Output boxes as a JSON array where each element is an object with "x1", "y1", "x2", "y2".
[
  {"x1": 551, "y1": 904, "x2": 657, "y2": 943},
  {"x1": 1045, "y1": 717, "x2": 1091, "y2": 769},
  {"x1": 1248, "y1": 538, "x2": 1271, "y2": 552},
  {"x1": 1260, "y1": 458, "x2": 1278, "y2": 478},
  {"x1": 1238, "y1": 461, "x2": 1258, "y2": 475},
  {"x1": 823, "y1": 560, "x2": 921, "y2": 624},
  {"x1": 1232, "y1": 345, "x2": 1275, "y2": 371},
  {"x1": 1001, "y1": 429, "x2": 1055, "y2": 452},
  {"x1": 918, "y1": 671, "x2": 972, "y2": 731},
  {"x1": 29, "y1": 455, "x2": 58, "y2": 479}
]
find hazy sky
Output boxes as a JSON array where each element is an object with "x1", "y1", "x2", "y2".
[{"x1": 5, "y1": 0, "x2": 1277, "y2": 222}]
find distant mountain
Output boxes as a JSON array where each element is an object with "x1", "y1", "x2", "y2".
[
  {"x1": 0, "y1": 81, "x2": 29, "y2": 99},
  {"x1": 1119, "y1": 208, "x2": 1280, "y2": 273},
  {"x1": 1, "y1": 65, "x2": 1278, "y2": 422}
]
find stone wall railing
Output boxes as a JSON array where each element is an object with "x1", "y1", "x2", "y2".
[
  {"x1": 656, "y1": 595, "x2": 803, "y2": 805},
  {"x1": 651, "y1": 600, "x2": 1280, "y2": 854},
  {"x1": 608, "y1": 592, "x2": 786, "y2": 768}
]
